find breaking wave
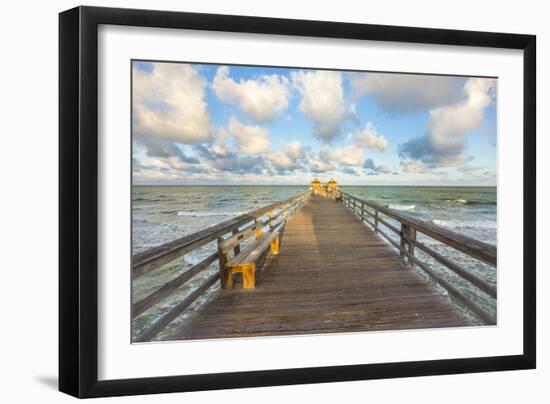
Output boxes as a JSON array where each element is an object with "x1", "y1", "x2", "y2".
[
  {"x1": 176, "y1": 210, "x2": 247, "y2": 218},
  {"x1": 446, "y1": 199, "x2": 468, "y2": 205},
  {"x1": 432, "y1": 218, "x2": 497, "y2": 230},
  {"x1": 388, "y1": 204, "x2": 416, "y2": 211}
]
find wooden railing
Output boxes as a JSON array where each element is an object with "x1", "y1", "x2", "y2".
[
  {"x1": 132, "y1": 190, "x2": 311, "y2": 342},
  {"x1": 335, "y1": 190, "x2": 497, "y2": 325}
]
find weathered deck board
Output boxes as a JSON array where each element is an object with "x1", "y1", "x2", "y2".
[{"x1": 168, "y1": 196, "x2": 473, "y2": 340}]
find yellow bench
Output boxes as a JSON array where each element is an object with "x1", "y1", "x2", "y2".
[{"x1": 217, "y1": 223, "x2": 280, "y2": 289}]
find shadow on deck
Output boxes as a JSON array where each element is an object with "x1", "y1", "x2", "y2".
[{"x1": 168, "y1": 196, "x2": 472, "y2": 340}]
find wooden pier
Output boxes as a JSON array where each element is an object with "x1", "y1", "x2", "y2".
[{"x1": 132, "y1": 180, "x2": 497, "y2": 342}]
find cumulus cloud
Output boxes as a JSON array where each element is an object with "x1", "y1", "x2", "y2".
[
  {"x1": 340, "y1": 167, "x2": 358, "y2": 175},
  {"x1": 134, "y1": 133, "x2": 199, "y2": 164},
  {"x1": 133, "y1": 62, "x2": 211, "y2": 143},
  {"x1": 457, "y1": 162, "x2": 484, "y2": 173},
  {"x1": 133, "y1": 153, "x2": 208, "y2": 179},
  {"x1": 308, "y1": 155, "x2": 335, "y2": 173},
  {"x1": 401, "y1": 159, "x2": 430, "y2": 173},
  {"x1": 356, "y1": 122, "x2": 389, "y2": 152},
  {"x1": 193, "y1": 144, "x2": 266, "y2": 175},
  {"x1": 429, "y1": 78, "x2": 495, "y2": 152},
  {"x1": 268, "y1": 141, "x2": 306, "y2": 172},
  {"x1": 351, "y1": 72, "x2": 461, "y2": 113},
  {"x1": 363, "y1": 158, "x2": 392, "y2": 174},
  {"x1": 268, "y1": 153, "x2": 300, "y2": 171},
  {"x1": 320, "y1": 145, "x2": 363, "y2": 166},
  {"x1": 315, "y1": 122, "x2": 388, "y2": 169},
  {"x1": 212, "y1": 155, "x2": 266, "y2": 174},
  {"x1": 213, "y1": 66, "x2": 290, "y2": 122},
  {"x1": 227, "y1": 117, "x2": 271, "y2": 156},
  {"x1": 282, "y1": 141, "x2": 305, "y2": 161},
  {"x1": 210, "y1": 128, "x2": 233, "y2": 156},
  {"x1": 399, "y1": 77, "x2": 496, "y2": 168},
  {"x1": 291, "y1": 70, "x2": 347, "y2": 142}
]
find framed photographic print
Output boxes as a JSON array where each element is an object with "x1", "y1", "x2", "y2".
[{"x1": 59, "y1": 6, "x2": 536, "y2": 398}]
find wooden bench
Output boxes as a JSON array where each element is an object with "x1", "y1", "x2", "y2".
[{"x1": 217, "y1": 222, "x2": 280, "y2": 289}]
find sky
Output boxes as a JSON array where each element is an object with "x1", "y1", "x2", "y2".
[{"x1": 132, "y1": 61, "x2": 497, "y2": 186}]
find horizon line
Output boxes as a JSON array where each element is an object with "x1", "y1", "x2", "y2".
[{"x1": 133, "y1": 183, "x2": 497, "y2": 187}]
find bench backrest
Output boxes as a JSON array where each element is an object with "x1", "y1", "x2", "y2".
[
  {"x1": 218, "y1": 221, "x2": 263, "y2": 255},
  {"x1": 217, "y1": 197, "x2": 307, "y2": 270}
]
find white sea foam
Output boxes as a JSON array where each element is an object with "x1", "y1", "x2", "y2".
[
  {"x1": 446, "y1": 199, "x2": 468, "y2": 205},
  {"x1": 432, "y1": 218, "x2": 496, "y2": 229},
  {"x1": 177, "y1": 210, "x2": 248, "y2": 217},
  {"x1": 388, "y1": 204, "x2": 416, "y2": 211}
]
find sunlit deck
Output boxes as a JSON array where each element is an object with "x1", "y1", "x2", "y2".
[
  {"x1": 133, "y1": 180, "x2": 496, "y2": 343},
  {"x1": 168, "y1": 196, "x2": 473, "y2": 340}
]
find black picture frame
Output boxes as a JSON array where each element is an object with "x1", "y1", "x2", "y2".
[{"x1": 59, "y1": 6, "x2": 536, "y2": 398}]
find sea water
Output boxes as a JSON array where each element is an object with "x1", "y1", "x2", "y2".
[{"x1": 132, "y1": 185, "x2": 497, "y2": 339}]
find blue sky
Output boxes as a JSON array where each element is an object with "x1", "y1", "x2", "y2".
[{"x1": 132, "y1": 61, "x2": 497, "y2": 186}]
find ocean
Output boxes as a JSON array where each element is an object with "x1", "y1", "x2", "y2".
[{"x1": 132, "y1": 185, "x2": 497, "y2": 339}]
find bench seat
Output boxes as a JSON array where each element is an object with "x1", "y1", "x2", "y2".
[
  {"x1": 228, "y1": 231, "x2": 279, "y2": 266},
  {"x1": 220, "y1": 230, "x2": 280, "y2": 289}
]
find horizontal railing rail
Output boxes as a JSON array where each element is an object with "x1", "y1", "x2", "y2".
[
  {"x1": 334, "y1": 190, "x2": 496, "y2": 325},
  {"x1": 132, "y1": 190, "x2": 311, "y2": 342}
]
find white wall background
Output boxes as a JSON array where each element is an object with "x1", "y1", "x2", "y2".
[{"x1": 0, "y1": 0, "x2": 546, "y2": 402}]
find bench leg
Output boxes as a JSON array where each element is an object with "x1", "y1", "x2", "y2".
[
  {"x1": 221, "y1": 267, "x2": 234, "y2": 289},
  {"x1": 241, "y1": 263, "x2": 256, "y2": 289},
  {"x1": 270, "y1": 235, "x2": 279, "y2": 255}
]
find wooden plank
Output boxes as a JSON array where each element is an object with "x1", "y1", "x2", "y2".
[
  {"x1": 219, "y1": 221, "x2": 262, "y2": 253},
  {"x1": 228, "y1": 231, "x2": 279, "y2": 266},
  {"x1": 374, "y1": 225, "x2": 495, "y2": 325},
  {"x1": 165, "y1": 196, "x2": 475, "y2": 342}
]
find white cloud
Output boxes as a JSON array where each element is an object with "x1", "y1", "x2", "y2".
[
  {"x1": 135, "y1": 155, "x2": 206, "y2": 175},
  {"x1": 429, "y1": 78, "x2": 496, "y2": 153},
  {"x1": 356, "y1": 122, "x2": 389, "y2": 152},
  {"x1": 213, "y1": 66, "x2": 290, "y2": 122},
  {"x1": 269, "y1": 153, "x2": 300, "y2": 171},
  {"x1": 308, "y1": 155, "x2": 335, "y2": 173},
  {"x1": 401, "y1": 160, "x2": 430, "y2": 173},
  {"x1": 282, "y1": 141, "x2": 305, "y2": 160},
  {"x1": 398, "y1": 77, "x2": 496, "y2": 169},
  {"x1": 320, "y1": 145, "x2": 364, "y2": 166},
  {"x1": 291, "y1": 70, "x2": 346, "y2": 141},
  {"x1": 351, "y1": 73, "x2": 461, "y2": 112},
  {"x1": 211, "y1": 128, "x2": 233, "y2": 156},
  {"x1": 268, "y1": 141, "x2": 305, "y2": 171},
  {"x1": 133, "y1": 63, "x2": 211, "y2": 143},
  {"x1": 363, "y1": 158, "x2": 392, "y2": 174},
  {"x1": 227, "y1": 117, "x2": 271, "y2": 156}
]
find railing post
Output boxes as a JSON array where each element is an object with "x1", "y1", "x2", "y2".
[
  {"x1": 217, "y1": 239, "x2": 232, "y2": 289},
  {"x1": 408, "y1": 227, "x2": 416, "y2": 268},
  {"x1": 399, "y1": 224, "x2": 416, "y2": 268},
  {"x1": 361, "y1": 202, "x2": 365, "y2": 222},
  {"x1": 232, "y1": 228, "x2": 241, "y2": 255},
  {"x1": 400, "y1": 223, "x2": 408, "y2": 262},
  {"x1": 374, "y1": 209, "x2": 379, "y2": 232}
]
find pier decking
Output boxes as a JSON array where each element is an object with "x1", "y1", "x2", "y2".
[
  {"x1": 168, "y1": 196, "x2": 472, "y2": 340},
  {"x1": 133, "y1": 181, "x2": 497, "y2": 342}
]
